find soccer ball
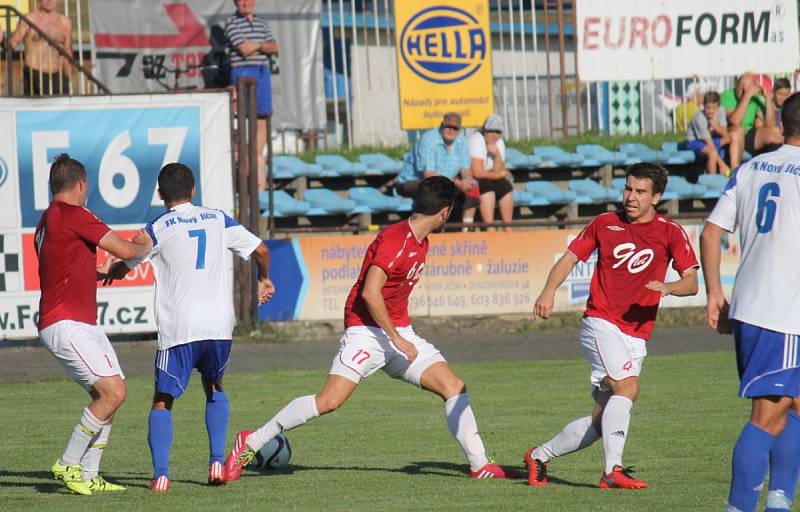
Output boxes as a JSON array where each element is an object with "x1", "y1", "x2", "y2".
[{"x1": 248, "y1": 433, "x2": 292, "y2": 470}]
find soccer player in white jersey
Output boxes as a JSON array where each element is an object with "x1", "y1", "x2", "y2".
[
  {"x1": 106, "y1": 163, "x2": 274, "y2": 491},
  {"x1": 224, "y1": 176, "x2": 515, "y2": 481},
  {"x1": 701, "y1": 92, "x2": 800, "y2": 512},
  {"x1": 525, "y1": 163, "x2": 699, "y2": 489}
]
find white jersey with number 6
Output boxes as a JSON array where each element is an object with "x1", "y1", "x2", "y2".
[
  {"x1": 130, "y1": 202, "x2": 262, "y2": 350},
  {"x1": 707, "y1": 144, "x2": 800, "y2": 334}
]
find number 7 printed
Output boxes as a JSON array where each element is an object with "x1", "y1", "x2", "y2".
[{"x1": 351, "y1": 349, "x2": 371, "y2": 365}]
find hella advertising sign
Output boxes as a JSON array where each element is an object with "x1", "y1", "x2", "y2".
[{"x1": 394, "y1": 1, "x2": 493, "y2": 130}]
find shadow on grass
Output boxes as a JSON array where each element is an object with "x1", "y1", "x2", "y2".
[
  {"x1": 241, "y1": 460, "x2": 467, "y2": 479},
  {"x1": 0, "y1": 469, "x2": 209, "y2": 493}
]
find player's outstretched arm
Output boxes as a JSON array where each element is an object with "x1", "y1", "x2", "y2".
[
  {"x1": 533, "y1": 251, "x2": 579, "y2": 320},
  {"x1": 646, "y1": 267, "x2": 699, "y2": 297},
  {"x1": 253, "y1": 243, "x2": 275, "y2": 304},
  {"x1": 98, "y1": 229, "x2": 152, "y2": 261},
  {"x1": 700, "y1": 221, "x2": 731, "y2": 334},
  {"x1": 361, "y1": 265, "x2": 418, "y2": 363}
]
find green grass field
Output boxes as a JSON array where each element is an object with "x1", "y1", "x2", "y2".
[{"x1": 1, "y1": 351, "x2": 753, "y2": 511}]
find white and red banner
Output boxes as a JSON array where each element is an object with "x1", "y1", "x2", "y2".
[
  {"x1": 88, "y1": 0, "x2": 325, "y2": 132},
  {"x1": 576, "y1": 0, "x2": 800, "y2": 81}
]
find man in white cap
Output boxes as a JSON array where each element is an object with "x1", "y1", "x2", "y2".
[{"x1": 467, "y1": 114, "x2": 514, "y2": 231}]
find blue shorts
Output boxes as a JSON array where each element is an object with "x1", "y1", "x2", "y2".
[
  {"x1": 732, "y1": 320, "x2": 800, "y2": 398},
  {"x1": 686, "y1": 137, "x2": 726, "y2": 161},
  {"x1": 230, "y1": 64, "x2": 272, "y2": 116},
  {"x1": 154, "y1": 340, "x2": 232, "y2": 398}
]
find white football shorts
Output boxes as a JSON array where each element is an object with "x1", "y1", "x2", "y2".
[
  {"x1": 329, "y1": 325, "x2": 446, "y2": 387},
  {"x1": 579, "y1": 316, "x2": 647, "y2": 391},
  {"x1": 38, "y1": 320, "x2": 125, "y2": 390}
]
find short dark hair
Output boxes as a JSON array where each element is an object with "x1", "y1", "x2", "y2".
[
  {"x1": 702, "y1": 91, "x2": 720, "y2": 105},
  {"x1": 158, "y1": 163, "x2": 195, "y2": 202},
  {"x1": 625, "y1": 162, "x2": 668, "y2": 195},
  {"x1": 49, "y1": 153, "x2": 87, "y2": 195},
  {"x1": 781, "y1": 92, "x2": 800, "y2": 139},
  {"x1": 775, "y1": 78, "x2": 791, "y2": 92},
  {"x1": 413, "y1": 176, "x2": 456, "y2": 215}
]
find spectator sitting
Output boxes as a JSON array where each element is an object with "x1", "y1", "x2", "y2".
[
  {"x1": 685, "y1": 92, "x2": 738, "y2": 176},
  {"x1": 721, "y1": 73, "x2": 782, "y2": 161},
  {"x1": 468, "y1": 114, "x2": 513, "y2": 232},
  {"x1": 674, "y1": 82, "x2": 704, "y2": 132},
  {"x1": 772, "y1": 78, "x2": 792, "y2": 129},
  {"x1": 395, "y1": 112, "x2": 479, "y2": 226}
]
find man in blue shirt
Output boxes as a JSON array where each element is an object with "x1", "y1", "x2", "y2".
[{"x1": 396, "y1": 113, "x2": 480, "y2": 225}]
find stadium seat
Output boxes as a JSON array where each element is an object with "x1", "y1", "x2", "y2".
[
  {"x1": 273, "y1": 155, "x2": 324, "y2": 179},
  {"x1": 314, "y1": 155, "x2": 369, "y2": 176},
  {"x1": 568, "y1": 179, "x2": 620, "y2": 203},
  {"x1": 665, "y1": 176, "x2": 707, "y2": 199},
  {"x1": 525, "y1": 181, "x2": 577, "y2": 204},
  {"x1": 357, "y1": 153, "x2": 404, "y2": 175},
  {"x1": 618, "y1": 143, "x2": 668, "y2": 164},
  {"x1": 576, "y1": 144, "x2": 638, "y2": 166},
  {"x1": 348, "y1": 187, "x2": 409, "y2": 212},
  {"x1": 698, "y1": 174, "x2": 730, "y2": 199},
  {"x1": 660, "y1": 142, "x2": 696, "y2": 164},
  {"x1": 258, "y1": 190, "x2": 311, "y2": 217},
  {"x1": 533, "y1": 146, "x2": 583, "y2": 167},
  {"x1": 303, "y1": 188, "x2": 360, "y2": 214},
  {"x1": 505, "y1": 147, "x2": 542, "y2": 169}
]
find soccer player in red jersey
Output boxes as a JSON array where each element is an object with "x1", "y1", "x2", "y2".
[
  {"x1": 523, "y1": 163, "x2": 699, "y2": 489},
  {"x1": 35, "y1": 154, "x2": 152, "y2": 495},
  {"x1": 225, "y1": 176, "x2": 512, "y2": 481}
]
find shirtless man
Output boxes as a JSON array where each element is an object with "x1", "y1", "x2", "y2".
[{"x1": 9, "y1": 0, "x2": 72, "y2": 96}]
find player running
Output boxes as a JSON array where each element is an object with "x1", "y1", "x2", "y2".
[
  {"x1": 525, "y1": 163, "x2": 699, "y2": 489},
  {"x1": 225, "y1": 176, "x2": 512, "y2": 481},
  {"x1": 701, "y1": 92, "x2": 800, "y2": 512},
  {"x1": 35, "y1": 154, "x2": 152, "y2": 495},
  {"x1": 104, "y1": 163, "x2": 275, "y2": 491}
]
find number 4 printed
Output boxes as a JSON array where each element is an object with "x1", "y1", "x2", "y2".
[{"x1": 351, "y1": 349, "x2": 370, "y2": 364}]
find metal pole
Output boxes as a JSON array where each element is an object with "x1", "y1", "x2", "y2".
[
  {"x1": 508, "y1": 0, "x2": 520, "y2": 140},
  {"x1": 517, "y1": 0, "x2": 531, "y2": 139},
  {"x1": 571, "y1": 1, "x2": 582, "y2": 133},
  {"x1": 530, "y1": 2, "x2": 542, "y2": 137},
  {"x1": 266, "y1": 115, "x2": 275, "y2": 239},
  {"x1": 496, "y1": 0, "x2": 509, "y2": 133},
  {"x1": 544, "y1": 0, "x2": 554, "y2": 138},
  {"x1": 326, "y1": 0, "x2": 341, "y2": 147},
  {"x1": 338, "y1": 0, "x2": 353, "y2": 148},
  {"x1": 235, "y1": 79, "x2": 252, "y2": 325},
  {"x1": 4, "y1": 8, "x2": 12, "y2": 96},
  {"x1": 556, "y1": 0, "x2": 568, "y2": 136},
  {"x1": 350, "y1": 0, "x2": 363, "y2": 145}
]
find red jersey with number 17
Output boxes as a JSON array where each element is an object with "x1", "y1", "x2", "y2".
[
  {"x1": 567, "y1": 211, "x2": 698, "y2": 340},
  {"x1": 35, "y1": 201, "x2": 111, "y2": 330},
  {"x1": 344, "y1": 220, "x2": 428, "y2": 328}
]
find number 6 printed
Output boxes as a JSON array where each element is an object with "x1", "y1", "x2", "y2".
[{"x1": 351, "y1": 349, "x2": 371, "y2": 365}]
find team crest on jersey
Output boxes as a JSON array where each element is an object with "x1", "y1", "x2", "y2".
[
  {"x1": 606, "y1": 225, "x2": 626, "y2": 232},
  {"x1": 612, "y1": 243, "x2": 654, "y2": 274}
]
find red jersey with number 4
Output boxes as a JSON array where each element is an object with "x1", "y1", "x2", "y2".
[
  {"x1": 35, "y1": 201, "x2": 111, "y2": 330},
  {"x1": 344, "y1": 220, "x2": 428, "y2": 328},
  {"x1": 568, "y1": 211, "x2": 698, "y2": 340}
]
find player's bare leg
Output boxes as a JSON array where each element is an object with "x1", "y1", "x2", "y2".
[
  {"x1": 226, "y1": 375, "x2": 356, "y2": 482},
  {"x1": 497, "y1": 192, "x2": 513, "y2": 232},
  {"x1": 54, "y1": 375, "x2": 127, "y2": 495},
  {"x1": 478, "y1": 191, "x2": 497, "y2": 231},
  {"x1": 419, "y1": 362, "x2": 509, "y2": 478}
]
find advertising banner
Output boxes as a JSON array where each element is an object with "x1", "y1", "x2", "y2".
[
  {"x1": 393, "y1": 0, "x2": 494, "y2": 129},
  {"x1": 89, "y1": 0, "x2": 325, "y2": 132},
  {"x1": 576, "y1": 0, "x2": 800, "y2": 81},
  {"x1": 0, "y1": 92, "x2": 233, "y2": 340},
  {"x1": 258, "y1": 226, "x2": 740, "y2": 323}
]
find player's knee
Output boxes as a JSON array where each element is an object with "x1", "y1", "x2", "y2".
[
  {"x1": 105, "y1": 382, "x2": 127, "y2": 410},
  {"x1": 442, "y1": 376, "x2": 466, "y2": 398},
  {"x1": 315, "y1": 394, "x2": 344, "y2": 414}
]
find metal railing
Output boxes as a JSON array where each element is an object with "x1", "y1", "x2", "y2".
[{"x1": 0, "y1": 5, "x2": 108, "y2": 96}]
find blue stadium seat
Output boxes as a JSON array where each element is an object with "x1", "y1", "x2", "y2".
[
  {"x1": 618, "y1": 143, "x2": 668, "y2": 164},
  {"x1": 273, "y1": 155, "x2": 324, "y2": 179},
  {"x1": 576, "y1": 144, "x2": 638, "y2": 166},
  {"x1": 698, "y1": 174, "x2": 729, "y2": 199},
  {"x1": 533, "y1": 146, "x2": 583, "y2": 167},
  {"x1": 258, "y1": 190, "x2": 311, "y2": 217},
  {"x1": 314, "y1": 155, "x2": 368, "y2": 176},
  {"x1": 665, "y1": 176, "x2": 707, "y2": 199},
  {"x1": 348, "y1": 187, "x2": 408, "y2": 212},
  {"x1": 303, "y1": 188, "x2": 360, "y2": 214},
  {"x1": 357, "y1": 153, "x2": 404, "y2": 175},
  {"x1": 525, "y1": 181, "x2": 577, "y2": 204},
  {"x1": 568, "y1": 179, "x2": 620, "y2": 203},
  {"x1": 505, "y1": 147, "x2": 542, "y2": 169}
]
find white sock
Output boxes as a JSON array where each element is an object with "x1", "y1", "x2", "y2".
[
  {"x1": 602, "y1": 395, "x2": 633, "y2": 474},
  {"x1": 80, "y1": 423, "x2": 111, "y2": 480},
  {"x1": 247, "y1": 395, "x2": 319, "y2": 451},
  {"x1": 533, "y1": 415, "x2": 600, "y2": 463},
  {"x1": 61, "y1": 408, "x2": 106, "y2": 466},
  {"x1": 444, "y1": 393, "x2": 489, "y2": 471}
]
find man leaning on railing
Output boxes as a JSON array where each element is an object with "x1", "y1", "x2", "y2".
[{"x1": 7, "y1": 0, "x2": 72, "y2": 96}]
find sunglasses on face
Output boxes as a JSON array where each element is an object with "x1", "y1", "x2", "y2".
[
  {"x1": 442, "y1": 124, "x2": 460, "y2": 131},
  {"x1": 485, "y1": 129, "x2": 502, "y2": 134}
]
